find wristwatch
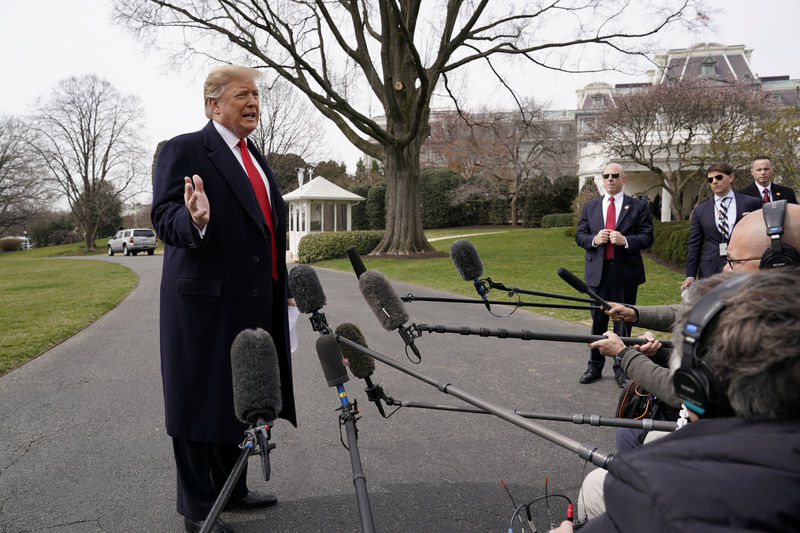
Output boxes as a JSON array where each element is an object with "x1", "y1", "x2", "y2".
[{"x1": 614, "y1": 347, "x2": 633, "y2": 368}]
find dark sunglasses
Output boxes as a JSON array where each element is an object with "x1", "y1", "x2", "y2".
[
  {"x1": 602, "y1": 173, "x2": 621, "y2": 179},
  {"x1": 707, "y1": 174, "x2": 727, "y2": 183}
]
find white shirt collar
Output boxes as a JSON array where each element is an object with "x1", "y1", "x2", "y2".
[
  {"x1": 604, "y1": 191, "x2": 624, "y2": 204},
  {"x1": 755, "y1": 182, "x2": 771, "y2": 194},
  {"x1": 212, "y1": 120, "x2": 243, "y2": 150},
  {"x1": 714, "y1": 190, "x2": 734, "y2": 203}
]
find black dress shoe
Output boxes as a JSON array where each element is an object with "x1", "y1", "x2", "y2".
[
  {"x1": 615, "y1": 372, "x2": 628, "y2": 388},
  {"x1": 226, "y1": 491, "x2": 278, "y2": 511},
  {"x1": 579, "y1": 369, "x2": 602, "y2": 384},
  {"x1": 184, "y1": 517, "x2": 234, "y2": 533}
]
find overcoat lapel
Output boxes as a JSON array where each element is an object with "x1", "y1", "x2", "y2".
[{"x1": 202, "y1": 122, "x2": 268, "y2": 240}]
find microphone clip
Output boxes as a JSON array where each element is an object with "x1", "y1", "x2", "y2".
[
  {"x1": 245, "y1": 422, "x2": 275, "y2": 481},
  {"x1": 309, "y1": 310, "x2": 331, "y2": 335},
  {"x1": 399, "y1": 323, "x2": 424, "y2": 363},
  {"x1": 473, "y1": 278, "x2": 491, "y2": 297}
]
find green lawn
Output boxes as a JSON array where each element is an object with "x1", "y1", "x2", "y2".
[
  {"x1": 0, "y1": 227, "x2": 682, "y2": 375},
  {"x1": 315, "y1": 227, "x2": 684, "y2": 332},
  {"x1": 0, "y1": 240, "x2": 137, "y2": 374}
]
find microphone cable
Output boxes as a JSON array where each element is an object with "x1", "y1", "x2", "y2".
[{"x1": 507, "y1": 492, "x2": 583, "y2": 532}]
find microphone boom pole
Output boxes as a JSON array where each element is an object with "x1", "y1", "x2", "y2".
[
  {"x1": 382, "y1": 398, "x2": 677, "y2": 432},
  {"x1": 336, "y1": 337, "x2": 615, "y2": 469},
  {"x1": 400, "y1": 294, "x2": 599, "y2": 311},
  {"x1": 414, "y1": 323, "x2": 674, "y2": 349},
  {"x1": 485, "y1": 280, "x2": 596, "y2": 305}
]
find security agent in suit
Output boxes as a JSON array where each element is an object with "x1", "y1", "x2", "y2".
[
  {"x1": 681, "y1": 162, "x2": 761, "y2": 290},
  {"x1": 738, "y1": 155, "x2": 798, "y2": 205},
  {"x1": 575, "y1": 163, "x2": 653, "y2": 386},
  {"x1": 152, "y1": 65, "x2": 296, "y2": 533}
]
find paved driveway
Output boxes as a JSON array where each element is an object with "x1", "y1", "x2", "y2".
[{"x1": 0, "y1": 255, "x2": 622, "y2": 532}]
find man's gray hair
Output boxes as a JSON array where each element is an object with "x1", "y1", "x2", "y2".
[
  {"x1": 203, "y1": 65, "x2": 262, "y2": 118},
  {"x1": 673, "y1": 269, "x2": 800, "y2": 419}
]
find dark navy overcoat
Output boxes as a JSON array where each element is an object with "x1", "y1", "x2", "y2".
[{"x1": 152, "y1": 120, "x2": 296, "y2": 443}]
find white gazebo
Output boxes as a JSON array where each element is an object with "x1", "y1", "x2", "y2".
[{"x1": 283, "y1": 176, "x2": 365, "y2": 259}]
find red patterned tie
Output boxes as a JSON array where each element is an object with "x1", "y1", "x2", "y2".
[
  {"x1": 238, "y1": 139, "x2": 278, "y2": 281},
  {"x1": 763, "y1": 188, "x2": 770, "y2": 203},
  {"x1": 605, "y1": 197, "x2": 616, "y2": 260}
]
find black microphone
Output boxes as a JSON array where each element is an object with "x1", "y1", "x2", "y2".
[
  {"x1": 450, "y1": 239, "x2": 490, "y2": 311},
  {"x1": 316, "y1": 333, "x2": 349, "y2": 388},
  {"x1": 230, "y1": 328, "x2": 282, "y2": 425},
  {"x1": 346, "y1": 245, "x2": 367, "y2": 279},
  {"x1": 358, "y1": 269, "x2": 423, "y2": 362},
  {"x1": 316, "y1": 333, "x2": 355, "y2": 410},
  {"x1": 557, "y1": 267, "x2": 612, "y2": 310},
  {"x1": 335, "y1": 323, "x2": 387, "y2": 417},
  {"x1": 288, "y1": 264, "x2": 330, "y2": 333}
]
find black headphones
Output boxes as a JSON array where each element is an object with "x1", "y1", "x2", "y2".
[
  {"x1": 759, "y1": 200, "x2": 800, "y2": 269},
  {"x1": 673, "y1": 274, "x2": 751, "y2": 418}
]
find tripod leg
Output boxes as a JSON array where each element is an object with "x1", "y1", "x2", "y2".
[
  {"x1": 200, "y1": 442, "x2": 254, "y2": 533},
  {"x1": 343, "y1": 416, "x2": 376, "y2": 533}
]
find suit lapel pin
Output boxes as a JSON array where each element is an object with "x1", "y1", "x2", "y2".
[
  {"x1": 776, "y1": 192, "x2": 782, "y2": 197},
  {"x1": 624, "y1": 205, "x2": 630, "y2": 210}
]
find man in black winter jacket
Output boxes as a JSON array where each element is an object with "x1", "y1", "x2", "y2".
[{"x1": 552, "y1": 267, "x2": 800, "y2": 533}]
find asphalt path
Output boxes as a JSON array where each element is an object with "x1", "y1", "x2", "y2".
[{"x1": 0, "y1": 255, "x2": 626, "y2": 532}]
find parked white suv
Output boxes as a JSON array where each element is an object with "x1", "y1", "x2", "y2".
[{"x1": 107, "y1": 228, "x2": 157, "y2": 256}]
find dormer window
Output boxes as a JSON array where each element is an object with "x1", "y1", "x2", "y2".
[{"x1": 701, "y1": 56, "x2": 716, "y2": 77}]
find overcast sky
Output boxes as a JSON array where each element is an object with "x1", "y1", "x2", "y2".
[{"x1": 1, "y1": 0, "x2": 798, "y2": 181}]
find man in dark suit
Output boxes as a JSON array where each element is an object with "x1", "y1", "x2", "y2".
[
  {"x1": 738, "y1": 155, "x2": 798, "y2": 205},
  {"x1": 682, "y1": 162, "x2": 761, "y2": 291},
  {"x1": 575, "y1": 163, "x2": 653, "y2": 387},
  {"x1": 152, "y1": 65, "x2": 296, "y2": 533}
]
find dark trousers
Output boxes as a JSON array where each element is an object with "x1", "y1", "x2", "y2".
[
  {"x1": 587, "y1": 260, "x2": 638, "y2": 374},
  {"x1": 172, "y1": 437, "x2": 249, "y2": 520}
]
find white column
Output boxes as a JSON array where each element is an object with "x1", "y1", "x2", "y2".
[
  {"x1": 333, "y1": 202, "x2": 338, "y2": 232},
  {"x1": 660, "y1": 187, "x2": 672, "y2": 222},
  {"x1": 347, "y1": 204, "x2": 352, "y2": 230},
  {"x1": 320, "y1": 202, "x2": 325, "y2": 232}
]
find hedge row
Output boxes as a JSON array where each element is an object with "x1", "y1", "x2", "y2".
[
  {"x1": 348, "y1": 170, "x2": 579, "y2": 230},
  {"x1": 650, "y1": 220, "x2": 690, "y2": 267},
  {"x1": 0, "y1": 237, "x2": 22, "y2": 252},
  {"x1": 540, "y1": 213, "x2": 573, "y2": 228},
  {"x1": 297, "y1": 230, "x2": 384, "y2": 263}
]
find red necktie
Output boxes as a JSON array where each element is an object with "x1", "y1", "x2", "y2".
[
  {"x1": 763, "y1": 188, "x2": 770, "y2": 203},
  {"x1": 238, "y1": 139, "x2": 278, "y2": 281},
  {"x1": 605, "y1": 197, "x2": 616, "y2": 260}
]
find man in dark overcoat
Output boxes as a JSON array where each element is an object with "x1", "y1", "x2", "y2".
[{"x1": 152, "y1": 65, "x2": 296, "y2": 533}]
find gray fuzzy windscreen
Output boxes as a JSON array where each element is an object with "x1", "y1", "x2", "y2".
[
  {"x1": 358, "y1": 270, "x2": 408, "y2": 331},
  {"x1": 335, "y1": 323, "x2": 374, "y2": 379},
  {"x1": 288, "y1": 264, "x2": 327, "y2": 313},
  {"x1": 230, "y1": 328, "x2": 282, "y2": 424},
  {"x1": 450, "y1": 239, "x2": 484, "y2": 281}
]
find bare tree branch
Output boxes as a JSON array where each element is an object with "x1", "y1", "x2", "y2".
[
  {"x1": 28, "y1": 75, "x2": 146, "y2": 249},
  {"x1": 114, "y1": 0, "x2": 700, "y2": 254}
]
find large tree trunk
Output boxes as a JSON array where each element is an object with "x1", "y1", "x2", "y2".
[
  {"x1": 371, "y1": 139, "x2": 434, "y2": 255},
  {"x1": 510, "y1": 192, "x2": 518, "y2": 226}
]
